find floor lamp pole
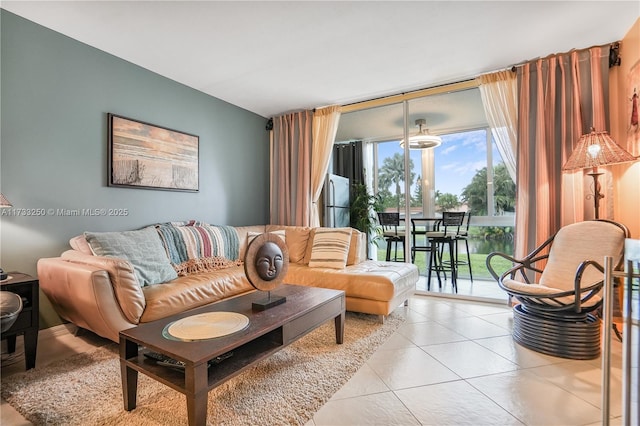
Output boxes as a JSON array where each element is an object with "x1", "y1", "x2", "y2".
[{"x1": 587, "y1": 167, "x2": 604, "y2": 219}]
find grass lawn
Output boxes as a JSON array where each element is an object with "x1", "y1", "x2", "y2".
[{"x1": 375, "y1": 247, "x2": 513, "y2": 281}]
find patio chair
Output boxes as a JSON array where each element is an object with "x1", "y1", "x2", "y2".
[
  {"x1": 442, "y1": 211, "x2": 473, "y2": 282},
  {"x1": 425, "y1": 212, "x2": 466, "y2": 292},
  {"x1": 486, "y1": 219, "x2": 629, "y2": 360},
  {"x1": 377, "y1": 212, "x2": 405, "y2": 262},
  {"x1": 410, "y1": 217, "x2": 440, "y2": 287}
]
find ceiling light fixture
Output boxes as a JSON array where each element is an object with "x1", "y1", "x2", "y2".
[{"x1": 399, "y1": 119, "x2": 442, "y2": 149}]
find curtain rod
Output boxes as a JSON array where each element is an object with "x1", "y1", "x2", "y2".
[
  {"x1": 340, "y1": 79, "x2": 478, "y2": 114},
  {"x1": 478, "y1": 41, "x2": 621, "y2": 78},
  {"x1": 342, "y1": 41, "x2": 620, "y2": 115},
  {"x1": 268, "y1": 41, "x2": 622, "y2": 122}
]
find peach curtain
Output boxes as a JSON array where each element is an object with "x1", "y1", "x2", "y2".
[
  {"x1": 270, "y1": 110, "x2": 313, "y2": 226},
  {"x1": 515, "y1": 46, "x2": 610, "y2": 258},
  {"x1": 310, "y1": 105, "x2": 341, "y2": 227},
  {"x1": 478, "y1": 70, "x2": 518, "y2": 181}
]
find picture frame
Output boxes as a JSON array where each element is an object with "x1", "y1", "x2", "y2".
[{"x1": 108, "y1": 113, "x2": 199, "y2": 192}]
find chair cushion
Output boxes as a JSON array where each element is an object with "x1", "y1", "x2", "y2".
[
  {"x1": 382, "y1": 230, "x2": 405, "y2": 238},
  {"x1": 425, "y1": 231, "x2": 457, "y2": 238},
  {"x1": 502, "y1": 278, "x2": 602, "y2": 308},
  {"x1": 539, "y1": 221, "x2": 626, "y2": 291}
]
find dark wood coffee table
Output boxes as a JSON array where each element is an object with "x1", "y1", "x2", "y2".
[{"x1": 119, "y1": 284, "x2": 345, "y2": 426}]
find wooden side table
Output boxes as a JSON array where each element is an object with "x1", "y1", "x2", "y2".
[{"x1": 1, "y1": 272, "x2": 39, "y2": 369}]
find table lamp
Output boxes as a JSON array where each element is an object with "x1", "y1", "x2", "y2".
[
  {"x1": 562, "y1": 129, "x2": 637, "y2": 219},
  {"x1": 0, "y1": 193, "x2": 12, "y2": 280}
]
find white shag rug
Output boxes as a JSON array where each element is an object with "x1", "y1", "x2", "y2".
[{"x1": 2, "y1": 311, "x2": 405, "y2": 425}]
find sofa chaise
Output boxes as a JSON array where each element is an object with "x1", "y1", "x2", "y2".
[{"x1": 37, "y1": 221, "x2": 418, "y2": 342}]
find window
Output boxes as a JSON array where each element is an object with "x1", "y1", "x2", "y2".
[{"x1": 334, "y1": 83, "x2": 515, "y2": 289}]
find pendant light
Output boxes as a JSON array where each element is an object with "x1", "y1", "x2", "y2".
[{"x1": 399, "y1": 119, "x2": 442, "y2": 149}]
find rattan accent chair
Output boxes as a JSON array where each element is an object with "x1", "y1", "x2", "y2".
[{"x1": 486, "y1": 219, "x2": 629, "y2": 360}]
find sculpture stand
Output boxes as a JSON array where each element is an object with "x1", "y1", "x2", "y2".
[{"x1": 252, "y1": 291, "x2": 286, "y2": 311}]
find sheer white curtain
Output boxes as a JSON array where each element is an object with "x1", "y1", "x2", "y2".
[
  {"x1": 310, "y1": 106, "x2": 341, "y2": 227},
  {"x1": 478, "y1": 70, "x2": 518, "y2": 181}
]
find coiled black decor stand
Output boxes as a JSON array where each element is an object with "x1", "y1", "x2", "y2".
[{"x1": 512, "y1": 304, "x2": 601, "y2": 360}]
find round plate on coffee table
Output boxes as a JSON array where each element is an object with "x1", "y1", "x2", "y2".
[{"x1": 163, "y1": 311, "x2": 249, "y2": 341}]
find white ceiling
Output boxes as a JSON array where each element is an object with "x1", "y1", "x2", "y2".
[{"x1": 2, "y1": 1, "x2": 638, "y2": 134}]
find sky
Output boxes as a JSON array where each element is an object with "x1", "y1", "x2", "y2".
[{"x1": 377, "y1": 128, "x2": 500, "y2": 197}]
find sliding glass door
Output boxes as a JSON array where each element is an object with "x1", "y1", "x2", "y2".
[{"x1": 334, "y1": 83, "x2": 515, "y2": 302}]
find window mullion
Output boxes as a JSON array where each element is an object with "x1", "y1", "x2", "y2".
[{"x1": 486, "y1": 128, "x2": 495, "y2": 217}]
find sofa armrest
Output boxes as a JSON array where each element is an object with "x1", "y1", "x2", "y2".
[
  {"x1": 57, "y1": 250, "x2": 146, "y2": 324},
  {"x1": 37, "y1": 257, "x2": 139, "y2": 342}
]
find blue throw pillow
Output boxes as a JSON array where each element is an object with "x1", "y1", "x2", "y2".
[{"x1": 85, "y1": 227, "x2": 178, "y2": 287}]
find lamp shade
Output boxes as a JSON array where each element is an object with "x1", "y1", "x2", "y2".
[
  {"x1": 399, "y1": 119, "x2": 442, "y2": 149},
  {"x1": 562, "y1": 129, "x2": 636, "y2": 171},
  {"x1": 0, "y1": 193, "x2": 12, "y2": 208}
]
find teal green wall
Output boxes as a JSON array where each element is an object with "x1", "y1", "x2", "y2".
[{"x1": 0, "y1": 11, "x2": 270, "y2": 327}]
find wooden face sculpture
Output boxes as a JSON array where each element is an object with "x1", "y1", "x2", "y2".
[
  {"x1": 244, "y1": 232, "x2": 289, "y2": 292},
  {"x1": 255, "y1": 241, "x2": 284, "y2": 281}
]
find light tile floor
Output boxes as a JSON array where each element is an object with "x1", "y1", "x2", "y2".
[
  {"x1": 417, "y1": 275, "x2": 510, "y2": 303},
  {"x1": 2, "y1": 294, "x2": 638, "y2": 426},
  {"x1": 308, "y1": 295, "x2": 639, "y2": 426}
]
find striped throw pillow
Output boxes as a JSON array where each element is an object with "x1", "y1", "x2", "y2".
[
  {"x1": 155, "y1": 221, "x2": 241, "y2": 275},
  {"x1": 308, "y1": 228, "x2": 352, "y2": 269}
]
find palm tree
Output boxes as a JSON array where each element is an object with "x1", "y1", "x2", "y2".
[
  {"x1": 492, "y1": 164, "x2": 515, "y2": 214},
  {"x1": 378, "y1": 153, "x2": 415, "y2": 212},
  {"x1": 460, "y1": 163, "x2": 515, "y2": 215},
  {"x1": 461, "y1": 167, "x2": 489, "y2": 215},
  {"x1": 436, "y1": 193, "x2": 462, "y2": 212}
]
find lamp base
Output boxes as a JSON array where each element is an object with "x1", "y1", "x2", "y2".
[{"x1": 586, "y1": 170, "x2": 605, "y2": 219}]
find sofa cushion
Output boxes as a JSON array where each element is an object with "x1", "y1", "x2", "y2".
[
  {"x1": 266, "y1": 225, "x2": 311, "y2": 264},
  {"x1": 285, "y1": 260, "x2": 418, "y2": 302},
  {"x1": 155, "y1": 221, "x2": 241, "y2": 275},
  {"x1": 84, "y1": 227, "x2": 177, "y2": 287},
  {"x1": 346, "y1": 230, "x2": 367, "y2": 265},
  {"x1": 247, "y1": 230, "x2": 286, "y2": 246},
  {"x1": 308, "y1": 228, "x2": 352, "y2": 269},
  {"x1": 140, "y1": 266, "x2": 254, "y2": 322},
  {"x1": 69, "y1": 235, "x2": 93, "y2": 255},
  {"x1": 235, "y1": 225, "x2": 268, "y2": 260}
]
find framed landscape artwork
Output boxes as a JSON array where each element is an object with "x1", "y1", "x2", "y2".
[{"x1": 108, "y1": 114, "x2": 199, "y2": 192}]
